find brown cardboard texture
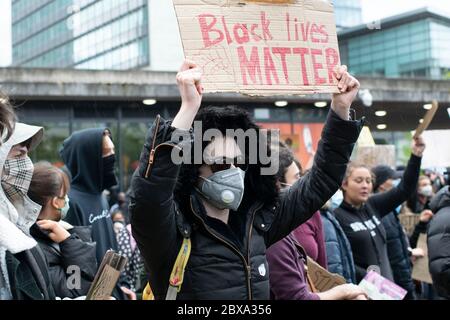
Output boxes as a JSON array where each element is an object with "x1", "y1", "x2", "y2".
[
  {"x1": 414, "y1": 100, "x2": 439, "y2": 139},
  {"x1": 307, "y1": 257, "x2": 346, "y2": 292},
  {"x1": 173, "y1": 0, "x2": 341, "y2": 96},
  {"x1": 412, "y1": 234, "x2": 433, "y2": 284},
  {"x1": 398, "y1": 213, "x2": 421, "y2": 238},
  {"x1": 352, "y1": 145, "x2": 396, "y2": 169}
]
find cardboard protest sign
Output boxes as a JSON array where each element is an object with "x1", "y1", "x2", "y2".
[
  {"x1": 398, "y1": 213, "x2": 421, "y2": 238},
  {"x1": 86, "y1": 250, "x2": 127, "y2": 300},
  {"x1": 306, "y1": 256, "x2": 347, "y2": 292},
  {"x1": 358, "y1": 271, "x2": 407, "y2": 300},
  {"x1": 173, "y1": 0, "x2": 341, "y2": 96},
  {"x1": 412, "y1": 234, "x2": 433, "y2": 284},
  {"x1": 352, "y1": 145, "x2": 396, "y2": 169},
  {"x1": 357, "y1": 126, "x2": 376, "y2": 147},
  {"x1": 413, "y1": 100, "x2": 439, "y2": 139}
]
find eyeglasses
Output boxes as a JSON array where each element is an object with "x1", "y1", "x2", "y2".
[{"x1": 206, "y1": 155, "x2": 248, "y2": 173}]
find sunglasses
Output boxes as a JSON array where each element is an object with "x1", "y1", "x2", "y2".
[{"x1": 206, "y1": 155, "x2": 248, "y2": 173}]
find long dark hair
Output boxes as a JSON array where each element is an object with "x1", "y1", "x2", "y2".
[{"x1": 174, "y1": 105, "x2": 279, "y2": 211}]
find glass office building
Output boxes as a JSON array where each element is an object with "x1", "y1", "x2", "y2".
[
  {"x1": 12, "y1": 0, "x2": 149, "y2": 69},
  {"x1": 333, "y1": 0, "x2": 363, "y2": 29},
  {"x1": 339, "y1": 8, "x2": 450, "y2": 79}
]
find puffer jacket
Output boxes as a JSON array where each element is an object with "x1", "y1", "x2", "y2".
[
  {"x1": 320, "y1": 209, "x2": 356, "y2": 284},
  {"x1": 130, "y1": 110, "x2": 362, "y2": 300},
  {"x1": 30, "y1": 223, "x2": 97, "y2": 299},
  {"x1": 427, "y1": 186, "x2": 450, "y2": 299}
]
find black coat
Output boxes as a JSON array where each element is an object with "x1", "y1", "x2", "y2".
[
  {"x1": 381, "y1": 212, "x2": 416, "y2": 299},
  {"x1": 130, "y1": 110, "x2": 362, "y2": 300},
  {"x1": 30, "y1": 223, "x2": 97, "y2": 298},
  {"x1": 335, "y1": 154, "x2": 421, "y2": 282},
  {"x1": 5, "y1": 246, "x2": 55, "y2": 300},
  {"x1": 427, "y1": 186, "x2": 450, "y2": 299}
]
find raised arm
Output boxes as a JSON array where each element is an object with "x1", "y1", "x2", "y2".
[
  {"x1": 266, "y1": 66, "x2": 364, "y2": 246},
  {"x1": 368, "y1": 136, "x2": 425, "y2": 218},
  {"x1": 129, "y1": 60, "x2": 202, "y2": 296}
]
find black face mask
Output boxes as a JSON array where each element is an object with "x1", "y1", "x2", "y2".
[{"x1": 103, "y1": 154, "x2": 118, "y2": 190}]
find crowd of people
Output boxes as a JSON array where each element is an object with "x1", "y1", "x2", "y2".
[{"x1": 0, "y1": 60, "x2": 449, "y2": 300}]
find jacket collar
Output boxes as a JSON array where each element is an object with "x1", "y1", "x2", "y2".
[
  {"x1": 0, "y1": 214, "x2": 36, "y2": 254},
  {"x1": 340, "y1": 200, "x2": 365, "y2": 214}
]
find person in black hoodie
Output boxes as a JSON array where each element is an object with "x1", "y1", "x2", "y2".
[
  {"x1": 28, "y1": 161, "x2": 97, "y2": 299},
  {"x1": 60, "y1": 128, "x2": 117, "y2": 262},
  {"x1": 427, "y1": 185, "x2": 450, "y2": 299},
  {"x1": 334, "y1": 137, "x2": 425, "y2": 283},
  {"x1": 130, "y1": 60, "x2": 363, "y2": 300},
  {"x1": 60, "y1": 128, "x2": 133, "y2": 299}
]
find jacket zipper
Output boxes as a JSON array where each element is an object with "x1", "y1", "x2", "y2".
[
  {"x1": 145, "y1": 114, "x2": 161, "y2": 178},
  {"x1": 189, "y1": 198, "x2": 263, "y2": 300},
  {"x1": 246, "y1": 203, "x2": 264, "y2": 300},
  {"x1": 144, "y1": 115, "x2": 181, "y2": 178}
]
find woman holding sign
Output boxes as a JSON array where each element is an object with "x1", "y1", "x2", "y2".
[
  {"x1": 130, "y1": 60, "x2": 363, "y2": 300},
  {"x1": 334, "y1": 137, "x2": 425, "y2": 285}
]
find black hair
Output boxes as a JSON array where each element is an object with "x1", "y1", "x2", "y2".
[
  {"x1": 276, "y1": 143, "x2": 302, "y2": 184},
  {"x1": 174, "y1": 105, "x2": 278, "y2": 210}
]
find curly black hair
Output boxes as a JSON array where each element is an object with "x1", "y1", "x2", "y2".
[
  {"x1": 174, "y1": 105, "x2": 279, "y2": 211},
  {"x1": 276, "y1": 143, "x2": 302, "y2": 184}
]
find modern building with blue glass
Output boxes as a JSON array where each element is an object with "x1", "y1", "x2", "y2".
[
  {"x1": 12, "y1": 0, "x2": 150, "y2": 69},
  {"x1": 333, "y1": 0, "x2": 363, "y2": 29},
  {"x1": 339, "y1": 8, "x2": 450, "y2": 79},
  {"x1": 12, "y1": 0, "x2": 364, "y2": 71}
]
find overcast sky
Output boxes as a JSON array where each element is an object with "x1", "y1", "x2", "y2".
[{"x1": 0, "y1": 0, "x2": 449, "y2": 66}]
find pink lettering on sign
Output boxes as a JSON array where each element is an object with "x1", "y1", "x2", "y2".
[
  {"x1": 198, "y1": 12, "x2": 273, "y2": 48},
  {"x1": 173, "y1": 0, "x2": 342, "y2": 95},
  {"x1": 237, "y1": 46, "x2": 339, "y2": 87}
]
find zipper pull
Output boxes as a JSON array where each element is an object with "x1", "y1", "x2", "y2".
[{"x1": 145, "y1": 149, "x2": 156, "y2": 178}]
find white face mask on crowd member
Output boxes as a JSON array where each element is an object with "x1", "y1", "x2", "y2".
[{"x1": 418, "y1": 185, "x2": 433, "y2": 198}]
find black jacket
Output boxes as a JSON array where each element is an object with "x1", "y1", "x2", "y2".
[
  {"x1": 381, "y1": 212, "x2": 416, "y2": 299},
  {"x1": 427, "y1": 186, "x2": 450, "y2": 299},
  {"x1": 130, "y1": 110, "x2": 362, "y2": 300},
  {"x1": 60, "y1": 128, "x2": 119, "y2": 263},
  {"x1": 30, "y1": 223, "x2": 97, "y2": 298},
  {"x1": 335, "y1": 154, "x2": 421, "y2": 282},
  {"x1": 5, "y1": 246, "x2": 55, "y2": 300}
]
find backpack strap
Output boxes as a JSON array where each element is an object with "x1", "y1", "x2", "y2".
[
  {"x1": 143, "y1": 205, "x2": 192, "y2": 301},
  {"x1": 165, "y1": 237, "x2": 191, "y2": 300},
  {"x1": 142, "y1": 238, "x2": 191, "y2": 300}
]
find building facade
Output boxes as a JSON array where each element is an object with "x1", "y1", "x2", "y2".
[
  {"x1": 12, "y1": 0, "x2": 363, "y2": 71},
  {"x1": 339, "y1": 8, "x2": 450, "y2": 79},
  {"x1": 12, "y1": 0, "x2": 149, "y2": 69},
  {"x1": 333, "y1": 0, "x2": 363, "y2": 29}
]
